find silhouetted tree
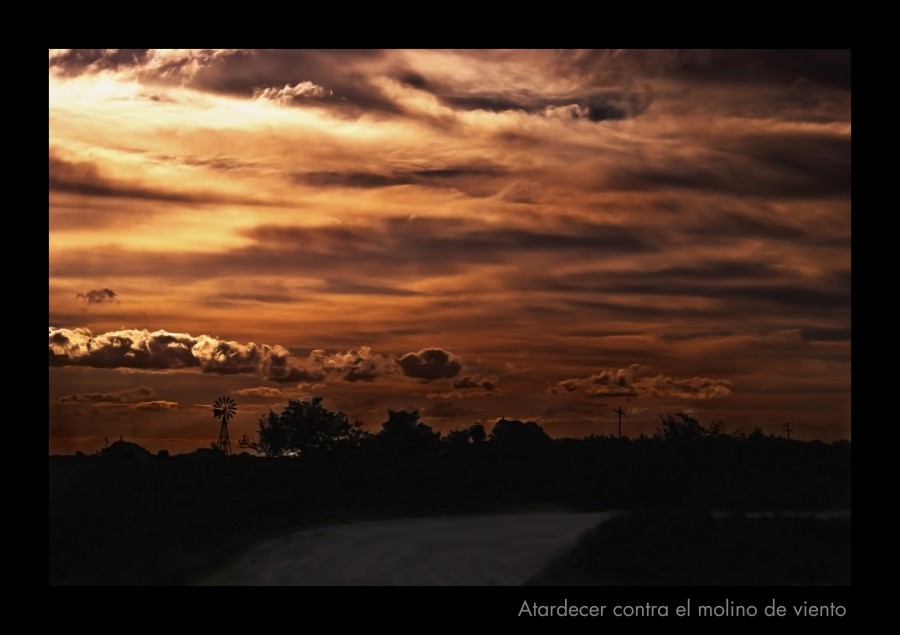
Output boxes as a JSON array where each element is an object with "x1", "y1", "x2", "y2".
[
  {"x1": 444, "y1": 428, "x2": 472, "y2": 446},
  {"x1": 490, "y1": 418, "x2": 551, "y2": 449},
  {"x1": 443, "y1": 423, "x2": 488, "y2": 446},
  {"x1": 378, "y1": 409, "x2": 440, "y2": 452},
  {"x1": 250, "y1": 397, "x2": 366, "y2": 457}
]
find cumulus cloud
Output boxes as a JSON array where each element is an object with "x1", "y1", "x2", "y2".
[
  {"x1": 551, "y1": 364, "x2": 732, "y2": 400},
  {"x1": 76, "y1": 288, "x2": 118, "y2": 305},
  {"x1": 307, "y1": 346, "x2": 395, "y2": 383},
  {"x1": 135, "y1": 400, "x2": 179, "y2": 411},
  {"x1": 396, "y1": 348, "x2": 462, "y2": 381},
  {"x1": 57, "y1": 386, "x2": 154, "y2": 404},
  {"x1": 261, "y1": 345, "x2": 325, "y2": 384},
  {"x1": 49, "y1": 327, "x2": 462, "y2": 388},
  {"x1": 254, "y1": 81, "x2": 330, "y2": 104},
  {"x1": 49, "y1": 327, "x2": 296, "y2": 381}
]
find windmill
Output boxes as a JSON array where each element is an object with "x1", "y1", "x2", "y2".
[
  {"x1": 212, "y1": 396, "x2": 237, "y2": 455},
  {"x1": 614, "y1": 406, "x2": 626, "y2": 439}
]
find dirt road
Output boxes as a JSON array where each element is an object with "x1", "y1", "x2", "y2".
[{"x1": 199, "y1": 511, "x2": 616, "y2": 586}]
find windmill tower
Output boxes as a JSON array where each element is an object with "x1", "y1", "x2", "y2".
[
  {"x1": 212, "y1": 396, "x2": 237, "y2": 455},
  {"x1": 614, "y1": 406, "x2": 626, "y2": 439}
]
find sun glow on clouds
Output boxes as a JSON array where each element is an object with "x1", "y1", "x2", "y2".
[{"x1": 49, "y1": 49, "x2": 850, "y2": 452}]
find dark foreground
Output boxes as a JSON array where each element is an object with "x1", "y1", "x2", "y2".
[
  {"x1": 49, "y1": 436, "x2": 850, "y2": 585},
  {"x1": 527, "y1": 510, "x2": 851, "y2": 586}
]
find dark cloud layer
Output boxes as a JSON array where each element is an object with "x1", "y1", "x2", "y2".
[
  {"x1": 49, "y1": 215, "x2": 654, "y2": 283},
  {"x1": 553, "y1": 49, "x2": 850, "y2": 90},
  {"x1": 605, "y1": 133, "x2": 850, "y2": 199},
  {"x1": 438, "y1": 89, "x2": 652, "y2": 122},
  {"x1": 294, "y1": 165, "x2": 506, "y2": 189},
  {"x1": 49, "y1": 152, "x2": 282, "y2": 207}
]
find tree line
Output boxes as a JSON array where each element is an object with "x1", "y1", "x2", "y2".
[{"x1": 236, "y1": 396, "x2": 802, "y2": 458}]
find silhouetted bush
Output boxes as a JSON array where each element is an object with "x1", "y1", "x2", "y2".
[{"x1": 655, "y1": 412, "x2": 724, "y2": 441}]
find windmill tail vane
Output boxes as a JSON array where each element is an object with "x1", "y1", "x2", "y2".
[{"x1": 213, "y1": 396, "x2": 237, "y2": 455}]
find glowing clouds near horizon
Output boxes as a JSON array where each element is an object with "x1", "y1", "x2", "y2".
[{"x1": 48, "y1": 327, "x2": 475, "y2": 388}]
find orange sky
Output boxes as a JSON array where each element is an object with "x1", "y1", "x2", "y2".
[{"x1": 49, "y1": 49, "x2": 851, "y2": 453}]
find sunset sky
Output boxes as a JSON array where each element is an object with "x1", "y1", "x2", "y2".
[{"x1": 49, "y1": 49, "x2": 851, "y2": 454}]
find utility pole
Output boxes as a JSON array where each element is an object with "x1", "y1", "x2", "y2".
[
  {"x1": 614, "y1": 407, "x2": 626, "y2": 439},
  {"x1": 783, "y1": 422, "x2": 793, "y2": 440}
]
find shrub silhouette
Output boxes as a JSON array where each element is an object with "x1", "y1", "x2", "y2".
[{"x1": 655, "y1": 412, "x2": 724, "y2": 442}]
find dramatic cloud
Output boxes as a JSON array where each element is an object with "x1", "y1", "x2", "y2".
[
  {"x1": 76, "y1": 288, "x2": 118, "y2": 305},
  {"x1": 552, "y1": 364, "x2": 733, "y2": 400},
  {"x1": 397, "y1": 348, "x2": 462, "y2": 381},
  {"x1": 49, "y1": 48, "x2": 245, "y2": 80},
  {"x1": 49, "y1": 50, "x2": 850, "y2": 450}
]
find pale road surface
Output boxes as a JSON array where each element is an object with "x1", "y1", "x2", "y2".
[{"x1": 199, "y1": 511, "x2": 618, "y2": 586}]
